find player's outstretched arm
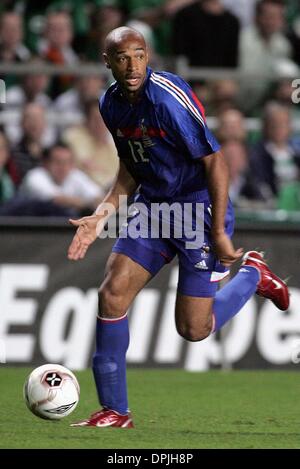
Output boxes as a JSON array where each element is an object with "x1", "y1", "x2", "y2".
[
  {"x1": 67, "y1": 162, "x2": 137, "y2": 261},
  {"x1": 203, "y1": 151, "x2": 243, "y2": 267}
]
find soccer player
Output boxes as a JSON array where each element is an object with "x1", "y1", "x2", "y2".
[{"x1": 68, "y1": 27, "x2": 289, "y2": 428}]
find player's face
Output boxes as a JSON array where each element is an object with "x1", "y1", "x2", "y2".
[{"x1": 104, "y1": 37, "x2": 148, "y2": 98}]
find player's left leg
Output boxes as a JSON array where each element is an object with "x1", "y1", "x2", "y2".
[
  {"x1": 175, "y1": 294, "x2": 214, "y2": 341},
  {"x1": 174, "y1": 195, "x2": 288, "y2": 338},
  {"x1": 175, "y1": 252, "x2": 289, "y2": 341},
  {"x1": 175, "y1": 267, "x2": 260, "y2": 340}
]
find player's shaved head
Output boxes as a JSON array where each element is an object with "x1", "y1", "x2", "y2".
[
  {"x1": 103, "y1": 27, "x2": 149, "y2": 102},
  {"x1": 104, "y1": 27, "x2": 146, "y2": 56}
]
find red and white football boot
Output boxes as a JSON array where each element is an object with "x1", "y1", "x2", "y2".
[
  {"x1": 70, "y1": 408, "x2": 134, "y2": 428},
  {"x1": 242, "y1": 251, "x2": 290, "y2": 311}
]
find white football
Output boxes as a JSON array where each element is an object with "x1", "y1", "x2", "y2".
[{"x1": 24, "y1": 364, "x2": 80, "y2": 420}]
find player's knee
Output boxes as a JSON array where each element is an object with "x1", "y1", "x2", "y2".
[
  {"x1": 176, "y1": 319, "x2": 212, "y2": 342},
  {"x1": 179, "y1": 328, "x2": 210, "y2": 342},
  {"x1": 98, "y1": 279, "x2": 127, "y2": 318}
]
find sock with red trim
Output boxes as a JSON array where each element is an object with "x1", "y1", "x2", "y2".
[
  {"x1": 212, "y1": 266, "x2": 259, "y2": 333},
  {"x1": 92, "y1": 314, "x2": 129, "y2": 415}
]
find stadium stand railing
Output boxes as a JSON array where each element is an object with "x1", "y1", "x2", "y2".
[{"x1": 1, "y1": 60, "x2": 300, "y2": 133}]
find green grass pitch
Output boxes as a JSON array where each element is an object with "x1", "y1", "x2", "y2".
[{"x1": 1, "y1": 368, "x2": 300, "y2": 449}]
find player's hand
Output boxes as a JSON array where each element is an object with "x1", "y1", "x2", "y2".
[
  {"x1": 67, "y1": 215, "x2": 100, "y2": 261},
  {"x1": 212, "y1": 232, "x2": 243, "y2": 267}
]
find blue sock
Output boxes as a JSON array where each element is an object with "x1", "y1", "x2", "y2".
[
  {"x1": 212, "y1": 266, "x2": 259, "y2": 333},
  {"x1": 92, "y1": 314, "x2": 129, "y2": 415}
]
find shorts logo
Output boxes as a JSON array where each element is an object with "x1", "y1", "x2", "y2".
[{"x1": 194, "y1": 260, "x2": 208, "y2": 270}]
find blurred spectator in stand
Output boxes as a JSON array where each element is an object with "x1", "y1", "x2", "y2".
[
  {"x1": 54, "y1": 75, "x2": 106, "y2": 128},
  {"x1": 63, "y1": 99, "x2": 119, "y2": 191},
  {"x1": 222, "y1": 140, "x2": 263, "y2": 207},
  {"x1": 5, "y1": 99, "x2": 56, "y2": 149},
  {"x1": 273, "y1": 79, "x2": 295, "y2": 106},
  {"x1": 121, "y1": 0, "x2": 194, "y2": 57},
  {"x1": 249, "y1": 102, "x2": 300, "y2": 202},
  {"x1": 191, "y1": 81, "x2": 211, "y2": 112},
  {"x1": 277, "y1": 160, "x2": 300, "y2": 211},
  {"x1": 0, "y1": 12, "x2": 31, "y2": 62},
  {"x1": 209, "y1": 79, "x2": 239, "y2": 115},
  {"x1": 5, "y1": 57, "x2": 51, "y2": 109},
  {"x1": 18, "y1": 1, "x2": 91, "y2": 55},
  {"x1": 0, "y1": 12, "x2": 31, "y2": 87},
  {"x1": 10, "y1": 103, "x2": 53, "y2": 185},
  {"x1": 19, "y1": 143, "x2": 103, "y2": 216},
  {"x1": 172, "y1": 0, "x2": 240, "y2": 67},
  {"x1": 287, "y1": 22, "x2": 300, "y2": 68},
  {"x1": 0, "y1": 130, "x2": 15, "y2": 204},
  {"x1": 86, "y1": 2, "x2": 159, "y2": 66},
  {"x1": 216, "y1": 108, "x2": 247, "y2": 144},
  {"x1": 0, "y1": 1, "x2": 18, "y2": 15},
  {"x1": 222, "y1": 0, "x2": 257, "y2": 28},
  {"x1": 285, "y1": 0, "x2": 300, "y2": 28},
  {"x1": 38, "y1": 11, "x2": 78, "y2": 97},
  {"x1": 286, "y1": 0, "x2": 300, "y2": 67},
  {"x1": 85, "y1": 2, "x2": 124, "y2": 62},
  {"x1": 216, "y1": 109, "x2": 264, "y2": 207},
  {"x1": 86, "y1": 0, "x2": 163, "y2": 66},
  {"x1": 271, "y1": 79, "x2": 300, "y2": 120},
  {"x1": 239, "y1": 0, "x2": 299, "y2": 114}
]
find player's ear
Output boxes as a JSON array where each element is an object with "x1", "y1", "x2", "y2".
[{"x1": 103, "y1": 53, "x2": 111, "y2": 69}]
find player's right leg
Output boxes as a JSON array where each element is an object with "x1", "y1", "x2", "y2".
[
  {"x1": 99, "y1": 251, "x2": 153, "y2": 319},
  {"x1": 71, "y1": 252, "x2": 152, "y2": 428},
  {"x1": 71, "y1": 196, "x2": 176, "y2": 429}
]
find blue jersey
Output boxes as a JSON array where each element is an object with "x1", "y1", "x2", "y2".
[{"x1": 99, "y1": 67, "x2": 220, "y2": 201}]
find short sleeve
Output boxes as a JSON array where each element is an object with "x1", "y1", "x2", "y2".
[{"x1": 155, "y1": 77, "x2": 220, "y2": 159}]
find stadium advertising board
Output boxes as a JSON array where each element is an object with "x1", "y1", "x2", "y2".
[{"x1": 0, "y1": 225, "x2": 299, "y2": 370}]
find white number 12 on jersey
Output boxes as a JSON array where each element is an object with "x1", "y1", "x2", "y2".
[{"x1": 128, "y1": 140, "x2": 149, "y2": 163}]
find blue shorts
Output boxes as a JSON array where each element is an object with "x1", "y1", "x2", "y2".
[{"x1": 113, "y1": 191, "x2": 235, "y2": 298}]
